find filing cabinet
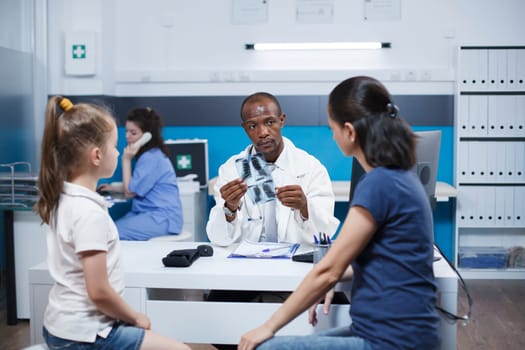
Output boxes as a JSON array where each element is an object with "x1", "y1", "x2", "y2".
[{"x1": 455, "y1": 46, "x2": 525, "y2": 278}]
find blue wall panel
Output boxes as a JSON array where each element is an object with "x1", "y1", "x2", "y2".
[{"x1": 107, "y1": 124, "x2": 455, "y2": 260}]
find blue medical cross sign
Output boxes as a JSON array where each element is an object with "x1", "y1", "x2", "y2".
[{"x1": 72, "y1": 45, "x2": 86, "y2": 59}]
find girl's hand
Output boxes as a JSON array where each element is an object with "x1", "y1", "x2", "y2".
[
  {"x1": 238, "y1": 324, "x2": 274, "y2": 350},
  {"x1": 308, "y1": 288, "x2": 335, "y2": 326},
  {"x1": 134, "y1": 312, "x2": 151, "y2": 330}
]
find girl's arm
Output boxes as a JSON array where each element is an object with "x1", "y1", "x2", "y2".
[
  {"x1": 238, "y1": 206, "x2": 376, "y2": 350},
  {"x1": 81, "y1": 250, "x2": 149, "y2": 328}
]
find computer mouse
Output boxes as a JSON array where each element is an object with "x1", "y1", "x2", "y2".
[{"x1": 197, "y1": 244, "x2": 214, "y2": 257}]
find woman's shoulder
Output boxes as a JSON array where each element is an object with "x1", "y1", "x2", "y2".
[
  {"x1": 137, "y1": 147, "x2": 165, "y2": 162},
  {"x1": 360, "y1": 167, "x2": 410, "y2": 192}
]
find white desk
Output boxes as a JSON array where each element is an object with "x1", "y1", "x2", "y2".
[
  {"x1": 29, "y1": 241, "x2": 457, "y2": 349},
  {"x1": 332, "y1": 181, "x2": 457, "y2": 202}
]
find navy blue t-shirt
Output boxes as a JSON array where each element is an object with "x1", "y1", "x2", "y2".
[{"x1": 348, "y1": 167, "x2": 440, "y2": 350}]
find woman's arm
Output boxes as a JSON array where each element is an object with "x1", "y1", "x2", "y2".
[
  {"x1": 238, "y1": 206, "x2": 376, "y2": 350},
  {"x1": 121, "y1": 146, "x2": 136, "y2": 198},
  {"x1": 81, "y1": 250, "x2": 150, "y2": 329},
  {"x1": 308, "y1": 265, "x2": 353, "y2": 326}
]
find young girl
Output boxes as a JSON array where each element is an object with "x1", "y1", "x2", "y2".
[
  {"x1": 99, "y1": 107, "x2": 183, "y2": 241},
  {"x1": 238, "y1": 76, "x2": 441, "y2": 350},
  {"x1": 36, "y1": 96, "x2": 190, "y2": 349}
]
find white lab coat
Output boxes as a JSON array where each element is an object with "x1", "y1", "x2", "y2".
[{"x1": 207, "y1": 137, "x2": 340, "y2": 247}]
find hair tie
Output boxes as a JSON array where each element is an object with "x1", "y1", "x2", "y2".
[
  {"x1": 59, "y1": 98, "x2": 74, "y2": 112},
  {"x1": 386, "y1": 102, "x2": 399, "y2": 118}
]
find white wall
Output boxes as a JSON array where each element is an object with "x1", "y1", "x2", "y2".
[
  {"x1": 44, "y1": 0, "x2": 525, "y2": 96},
  {"x1": 0, "y1": 0, "x2": 33, "y2": 52}
]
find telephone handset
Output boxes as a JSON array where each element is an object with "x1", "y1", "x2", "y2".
[{"x1": 131, "y1": 132, "x2": 152, "y2": 151}]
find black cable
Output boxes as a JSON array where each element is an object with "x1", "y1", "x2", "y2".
[{"x1": 434, "y1": 243, "x2": 473, "y2": 324}]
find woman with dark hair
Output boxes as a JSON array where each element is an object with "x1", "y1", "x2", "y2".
[
  {"x1": 100, "y1": 107, "x2": 183, "y2": 240},
  {"x1": 238, "y1": 76, "x2": 440, "y2": 350}
]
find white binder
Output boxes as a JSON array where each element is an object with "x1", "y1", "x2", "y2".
[
  {"x1": 495, "y1": 142, "x2": 507, "y2": 183},
  {"x1": 514, "y1": 142, "x2": 525, "y2": 182},
  {"x1": 482, "y1": 186, "x2": 496, "y2": 227},
  {"x1": 516, "y1": 49, "x2": 525, "y2": 91},
  {"x1": 461, "y1": 49, "x2": 489, "y2": 91},
  {"x1": 479, "y1": 141, "x2": 489, "y2": 182},
  {"x1": 458, "y1": 95, "x2": 469, "y2": 137},
  {"x1": 506, "y1": 49, "x2": 519, "y2": 91},
  {"x1": 457, "y1": 186, "x2": 475, "y2": 227},
  {"x1": 513, "y1": 186, "x2": 525, "y2": 227},
  {"x1": 458, "y1": 141, "x2": 469, "y2": 183},
  {"x1": 515, "y1": 96, "x2": 525, "y2": 137},
  {"x1": 470, "y1": 95, "x2": 489, "y2": 137},
  {"x1": 505, "y1": 143, "x2": 516, "y2": 182},
  {"x1": 494, "y1": 186, "x2": 506, "y2": 226},
  {"x1": 485, "y1": 141, "x2": 497, "y2": 183},
  {"x1": 488, "y1": 96, "x2": 502, "y2": 137},
  {"x1": 503, "y1": 95, "x2": 517, "y2": 137},
  {"x1": 504, "y1": 187, "x2": 515, "y2": 227},
  {"x1": 488, "y1": 49, "x2": 507, "y2": 91}
]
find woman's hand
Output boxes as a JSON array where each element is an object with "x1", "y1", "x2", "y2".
[
  {"x1": 308, "y1": 288, "x2": 335, "y2": 326},
  {"x1": 122, "y1": 144, "x2": 138, "y2": 161},
  {"x1": 238, "y1": 324, "x2": 274, "y2": 350},
  {"x1": 97, "y1": 182, "x2": 124, "y2": 193}
]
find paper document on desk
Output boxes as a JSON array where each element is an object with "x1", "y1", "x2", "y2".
[{"x1": 229, "y1": 240, "x2": 299, "y2": 259}]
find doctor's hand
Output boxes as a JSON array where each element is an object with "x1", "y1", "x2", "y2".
[
  {"x1": 308, "y1": 288, "x2": 335, "y2": 326},
  {"x1": 220, "y1": 178, "x2": 248, "y2": 211},
  {"x1": 275, "y1": 185, "x2": 308, "y2": 217},
  {"x1": 239, "y1": 323, "x2": 274, "y2": 350}
]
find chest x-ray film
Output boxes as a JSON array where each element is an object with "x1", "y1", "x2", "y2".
[{"x1": 235, "y1": 152, "x2": 276, "y2": 204}]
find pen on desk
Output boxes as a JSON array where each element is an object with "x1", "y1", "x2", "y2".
[{"x1": 261, "y1": 246, "x2": 291, "y2": 253}]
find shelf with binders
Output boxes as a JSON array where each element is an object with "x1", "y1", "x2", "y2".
[
  {"x1": 458, "y1": 46, "x2": 525, "y2": 93},
  {"x1": 455, "y1": 46, "x2": 525, "y2": 279},
  {"x1": 457, "y1": 93, "x2": 525, "y2": 139}
]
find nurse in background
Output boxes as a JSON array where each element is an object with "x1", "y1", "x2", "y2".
[{"x1": 99, "y1": 107, "x2": 183, "y2": 240}]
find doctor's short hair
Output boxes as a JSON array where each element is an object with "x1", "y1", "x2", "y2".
[
  {"x1": 240, "y1": 92, "x2": 283, "y2": 120},
  {"x1": 329, "y1": 76, "x2": 416, "y2": 170}
]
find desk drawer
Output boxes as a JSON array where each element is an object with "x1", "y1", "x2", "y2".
[{"x1": 146, "y1": 299, "x2": 350, "y2": 344}]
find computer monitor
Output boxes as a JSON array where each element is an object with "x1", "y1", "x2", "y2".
[
  {"x1": 412, "y1": 130, "x2": 441, "y2": 210},
  {"x1": 348, "y1": 130, "x2": 442, "y2": 210}
]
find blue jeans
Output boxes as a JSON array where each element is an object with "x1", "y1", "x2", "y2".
[
  {"x1": 257, "y1": 326, "x2": 373, "y2": 350},
  {"x1": 43, "y1": 322, "x2": 145, "y2": 350}
]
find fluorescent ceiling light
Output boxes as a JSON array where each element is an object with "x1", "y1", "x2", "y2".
[{"x1": 245, "y1": 42, "x2": 391, "y2": 51}]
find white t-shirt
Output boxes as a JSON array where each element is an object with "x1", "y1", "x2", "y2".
[{"x1": 44, "y1": 182, "x2": 125, "y2": 342}]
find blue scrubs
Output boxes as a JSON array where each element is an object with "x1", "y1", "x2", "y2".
[{"x1": 116, "y1": 148, "x2": 183, "y2": 240}]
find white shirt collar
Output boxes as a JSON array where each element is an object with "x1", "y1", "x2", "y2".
[{"x1": 63, "y1": 182, "x2": 112, "y2": 209}]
